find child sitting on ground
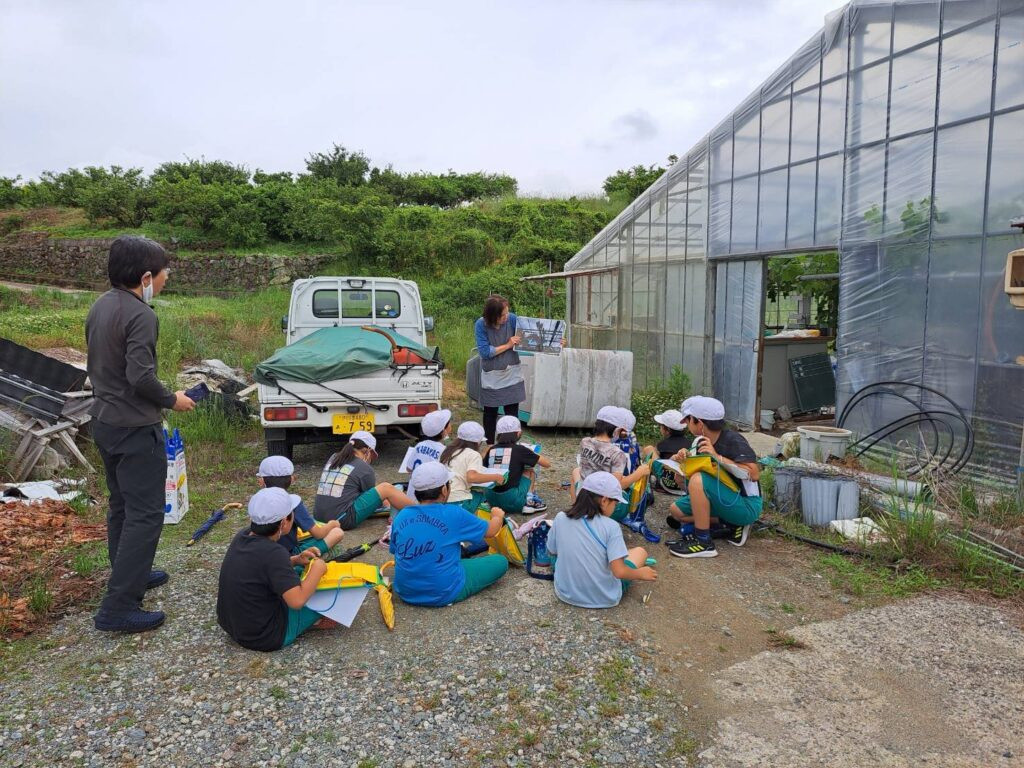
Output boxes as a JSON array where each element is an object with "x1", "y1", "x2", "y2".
[
  {"x1": 546, "y1": 471, "x2": 657, "y2": 609},
  {"x1": 484, "y1": 415, "x2": 550, "y2": 513},
  {"x1": 409, "y1": 408, "x2": 452, "y2": 469},
  {"x1": 390, "y1": 462, "x2": 509, "y2": 607},
  {"x1": 313, "y1": 431, "x2": 416, "y2": 530},
  {"x1": 641, "y1": 409, "x2": 689, "y2": 460},
  {"x1": 440, "y1": 421, "x2": 505, "y2": 512},
  {"x1": 216, "y1": 487, "x2": 330, "y2": 651},
  {"x1": 569, "y1": 406, "x2": 650, "y2": 521},
  {"x1": 257, "y1": 455, "x2": 345, "y2": 564},
  {"x1": 667, "y1": 396, "x2": 763, "y2": 559}
]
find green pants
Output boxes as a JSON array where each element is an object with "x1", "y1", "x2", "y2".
[
  {"x1": 576, "y1": 480, "x2": 630, "y2": 521},
  {"x1": 484, "y1": 475, "x2": 531, "y2": 512},
  {"x1": 458, "y1": 492, "x2": 487, "y2": 514},
  {"x1": 339, "y1": 488, "x2": 384, "y2": 530},
  {"x1": 673, "y1": 473, "x2": 763, "y2": 526},
  {"x1": 283, "y1": 605, "x2": 321, "y2": 647},
  {"x1": 453, "y1": 554, "x2": 508, "y2": 602},
  {"x1": 295, "y1": 538, "x2": 330, "y2": 555}
]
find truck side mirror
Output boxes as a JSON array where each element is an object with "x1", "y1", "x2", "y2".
[
  {"x1": 424, "y1": 316, "x2": 435, "y2": 332},
  {"x1": 281, "y1": 315, "x2": 289, "y2": 331}
]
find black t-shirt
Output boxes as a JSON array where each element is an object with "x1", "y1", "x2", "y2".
[
  {"x1": 656, "y1": 434, "x2": 688, "y2": 459},
  {"x1": 216, "y1": 528, "x2": 301, "y2": 652},
  {"x1": 711, "y1": 429, "x2": 759, "y2": 497},
  {"x1": 486, "y1": 443, "x2": 540, "y2": 491}
]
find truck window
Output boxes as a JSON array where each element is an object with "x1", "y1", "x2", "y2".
[{"x1": 312, "y1": 289, "x2": 402, "y2": 319}]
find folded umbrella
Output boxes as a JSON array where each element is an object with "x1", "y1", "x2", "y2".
[{"x1": 187, "y1": 502, "x2": 242, "y2": 546}]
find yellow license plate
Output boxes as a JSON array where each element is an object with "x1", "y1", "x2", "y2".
[{"x1": 332, "y1": 412, "x2": 375, "y2": 435}]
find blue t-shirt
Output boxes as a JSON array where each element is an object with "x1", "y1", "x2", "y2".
[
  {"x1": 278, "y1": 500, "x2": 317, "y2": 553},
  {"x1": 546, "y1": 511, "x2": 629, "y2": 609},
  {"x1": 389, "y1": 503, "x2": 489, "y2": 606}
]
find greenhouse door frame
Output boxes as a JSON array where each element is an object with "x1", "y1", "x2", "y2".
[{"x1": 713, "y1": 246, "x2": 839, "y2": 430}]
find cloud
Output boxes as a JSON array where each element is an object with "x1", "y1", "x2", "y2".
[
  {"x1": 613, "y1": 110, "x2": 659, "y2": 142},
  {"x1": 0, "y1": 0, "x2": 843, "y2": 196}
]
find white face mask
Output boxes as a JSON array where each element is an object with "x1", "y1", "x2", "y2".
[{"x1": 141, "y1": 272, "x2": 154, "y2": 304}]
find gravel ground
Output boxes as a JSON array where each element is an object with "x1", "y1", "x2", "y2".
[
  {"x1": 0, "y1": 506, "x2": 691, "y2": 768},
  {"x1": 3, "y1": 423, "x2": 1022, "y2": 767},
  {"x1": 699, "y1": 595, "x2": 1024, "y2": 768}
]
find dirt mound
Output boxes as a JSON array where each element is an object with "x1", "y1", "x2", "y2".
[{"x1": 0, "y1": 499, "x2": 106, "y2": 638}]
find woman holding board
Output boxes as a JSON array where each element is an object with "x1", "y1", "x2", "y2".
[{"x1": 474, "y1": 294, "x2": 526, "y2": 443}]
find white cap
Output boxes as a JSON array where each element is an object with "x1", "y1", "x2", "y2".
[
  {"x1": 257, "y1": 455, "x2": 294, "y2": 478},
  {"x1": 247, "y1": 487, "x2": 294, "y2": 525},
  {"x1": 409, "y1": 462, "x2": 455, "y2": 496},
  {"x1": 596, "y1": 406, "x2": 629, "y2": 430},
  {"x1": 619, "y1": 407, "x2": 636, "y2": 432},
  {"x1": 687, "y1": 396, "x2": 726, "y2": 422},
  {"x1": 580, "y1": 471, "x2": 627, "y2": 503},
  {"x1": 680, "y1": 396, "x2": 698, "y2": 417},
  {"x1": 420, "y1": 409, "x2": 451, "y2": 438},
  {"x1": 457, "y1": 421, "x2": 486, "y2": 443},
  {"x1": 350, "y1": 430, "x2": 377, "y2": 452},
  {"x1": 495, "y1": 415, "x2": 522, "y2": 436},
  {"x1": 653, "y1": 409, "x2": 685, "y2": 432}
]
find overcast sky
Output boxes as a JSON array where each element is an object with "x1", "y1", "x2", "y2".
[{"x1": 1, "y1": 0, "x2": 842, "y2": 196}]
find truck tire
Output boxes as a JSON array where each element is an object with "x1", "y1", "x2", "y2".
[{"x1": 265, "y1": 437, "x2": 293, "y2": 460}]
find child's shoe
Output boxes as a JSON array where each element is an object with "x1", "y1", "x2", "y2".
[
  {"x1": 668, "y1": 535, "x2": 718, "y2": 558},
  {"x1": 522, "y1": 492, "x2": 548, "y2": 514}
]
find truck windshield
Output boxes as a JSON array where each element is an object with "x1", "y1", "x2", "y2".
[{"x1": 312, "y1": 289, "x2": 402, "y2": 319}]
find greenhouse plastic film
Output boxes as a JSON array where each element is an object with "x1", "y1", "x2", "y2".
[{"x1": 836, "y1": 0, "x2": 1024, "y2": 476}]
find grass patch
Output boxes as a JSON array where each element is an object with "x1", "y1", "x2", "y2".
[
  {"x1": 25, "y1": 575, "x2": 54, "y2": 615},
  {"x1": 764, "y1": 627, "x2": 808, "y2": 650},
  {"x1": 430, "y1": 317, "x2": 476, "y2": 378},
  {"x1": 595, "y1": 655, "x2": 633, "y2": 718},
  {"x1": 70, "y1": 542, "x2": 109, "y2": 577},
  {"x1": 818, "y1": 553, "x2": 941, "y2": 598},
  {"x1": 954, "y1": 483, "x2": 1024, "y2": 530},
  {"x1": 268, "y1": 685, "x2": 287, "y2": 700},
  {"x1": 665, "y1": 733, "x2": 700, "y2": 764}
]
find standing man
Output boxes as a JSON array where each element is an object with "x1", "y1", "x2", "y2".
[{"x1": 87, "y1": 236, "x2": 195, "y2": 633}]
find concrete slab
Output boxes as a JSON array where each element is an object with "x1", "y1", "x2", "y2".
[
  {"x1": 699, "y1": 596, "x2": 1024, "y2": 768},
  {"x1": 739, "y1": 430, "x2": 778, "y2": 458}
]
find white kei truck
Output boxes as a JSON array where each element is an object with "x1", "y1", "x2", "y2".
[{"x1": 256, "y1": 277, "x2": 443, "y2": 459}]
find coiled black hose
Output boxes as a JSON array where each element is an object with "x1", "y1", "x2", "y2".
[{"x1": 837, "y1": 381, "x2": 975, "y2": 475}]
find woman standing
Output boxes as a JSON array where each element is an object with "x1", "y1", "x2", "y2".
[{"x1": 474, "y1": 294, "x2": 525, "y2": 443}]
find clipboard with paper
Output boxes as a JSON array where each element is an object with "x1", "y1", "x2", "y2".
[
  {"x1": 300, "y1": 561, "x2": 395, "y2": 630},
  {"x1": 653, "y1": 456, "x2": 744, "y2": 494}
]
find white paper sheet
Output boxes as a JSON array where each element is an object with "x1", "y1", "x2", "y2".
[
  {"x1": 397, "y1": 447, "x2": 417, "y2": 474},
  {"x1": 306, "y1": 586, "x2": 370, "y2": 627}
]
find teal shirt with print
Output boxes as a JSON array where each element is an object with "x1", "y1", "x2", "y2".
[{"x1": 390, "y1": 503, "x2": 489, "y2": 606}]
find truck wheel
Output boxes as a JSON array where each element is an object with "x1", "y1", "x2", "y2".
[{"x1": 265, "y1": 438, "x2": 293, "y2": 460}]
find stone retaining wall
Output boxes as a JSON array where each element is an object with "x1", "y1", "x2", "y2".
[{"x1": 0, "y1": 233, "x2": 330, "y2": 293}]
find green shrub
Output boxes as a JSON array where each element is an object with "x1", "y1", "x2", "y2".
[
  {"x1": 79, "y1": 167, "x2": 151, "y2": 227},
  {"x1": 630, "y1": 366, "x2": 692, "y2": 443},
  {"x1": 0, "y1": 176, "x2": 20, "y2": 208}
]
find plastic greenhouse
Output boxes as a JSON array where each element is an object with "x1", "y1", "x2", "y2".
[{"x1": 556, "y1": 0, "x2": 1024, "y2": 478}]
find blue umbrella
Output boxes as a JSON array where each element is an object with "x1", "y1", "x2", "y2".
[{"x1": 187, "y1": 502, "x2": 242, "y2": 546}]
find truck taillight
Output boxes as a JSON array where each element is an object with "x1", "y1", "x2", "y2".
[
  {"x1": 264, "y1": 407, "x2": 308, "y2": 421},
  {"x1": 398, "y1": 403, "x2": 438, "y2": 418}
]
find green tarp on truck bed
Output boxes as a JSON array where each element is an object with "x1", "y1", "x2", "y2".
[{"x1": 254, "y1": 326, "x2": 440, "y2": 385}]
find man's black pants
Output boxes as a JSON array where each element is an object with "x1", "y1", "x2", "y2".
[{"x1": 92, "y1": 421, "x2": 166, "y2": 618}]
